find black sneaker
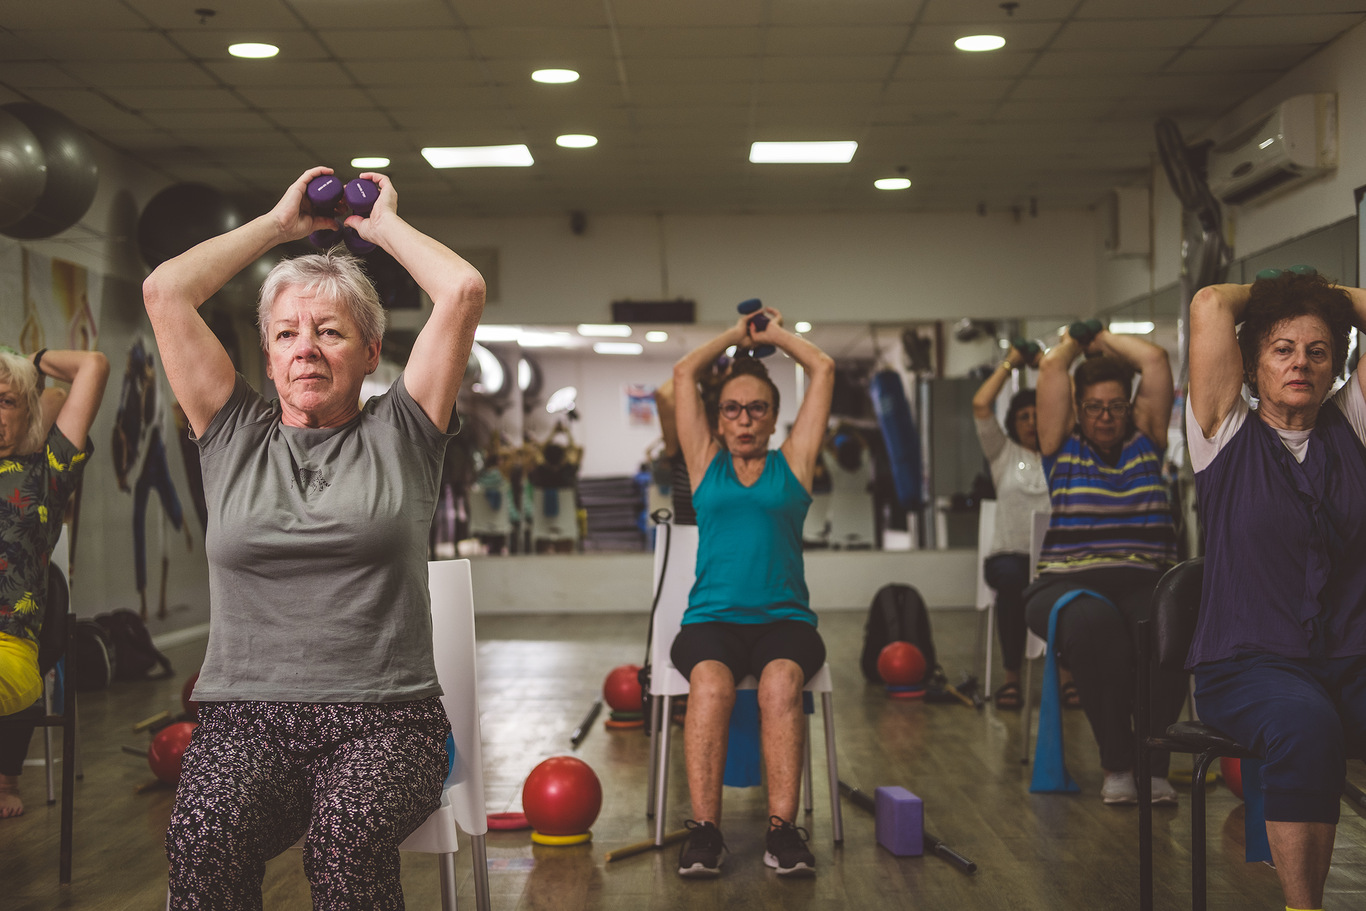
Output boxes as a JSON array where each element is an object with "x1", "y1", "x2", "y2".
[
  {"x1": 763, "y1": 816, "x2": 815, "y2": 876},
  {"x1": 677, "y1": 819, "x2": 726, "y2": 878}
]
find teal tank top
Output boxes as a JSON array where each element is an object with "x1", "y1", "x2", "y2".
[{"x1": 684, "y1": 449, "x2": 815, "y2": 626}]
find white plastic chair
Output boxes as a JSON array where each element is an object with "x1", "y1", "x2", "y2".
[
  {"x1": 975, "y1": 500, "x2": 998, "y2": 696},
  {"x1": 170, "y1": 559, "x2": 490, "y2": 911},
  {"x1": 1019, "y1": 511, "x2": 1051, "y2": 764},
  {"x1": 643, "y1": 522, "x2": 842, "y2": 848}
]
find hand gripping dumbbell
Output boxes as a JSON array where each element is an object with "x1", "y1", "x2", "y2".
[
  {"x1": 736, "y1": 298, "x2": 775, "y2": 358},
  {"x1": 1010, "y1": 338, "x2": 1042, "y2": 362},
  {"x1": 306, "y1": 175, "x2": 379, "y2": 255},
  {"x1": 1068, "y1": 318, "x2": 1104, "y2": 346}
]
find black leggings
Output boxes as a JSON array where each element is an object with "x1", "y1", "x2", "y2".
[
  {"x1": 1025, "y1": 567, "x2": 1188, "y2": 775},
  {"x1": 671, "y1": 620, "x2": 826, "y2": 685},
  {"x1": 984, "y1": 552, "x2": 1030, "y2": 674}
]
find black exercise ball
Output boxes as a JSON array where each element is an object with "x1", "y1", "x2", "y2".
[
  {"x1": 0, "y1": 109, "x2": 46, "y2": 230},
  {"x1": 0, "y1": 103, "x2": 99, "y2": 239},
  {"x1": 137, "y1": 183, "x2": 243, "y2": 269}
]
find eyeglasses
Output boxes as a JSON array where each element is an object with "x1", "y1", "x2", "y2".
[
  {"x1": 719, "y1": 400, "x2": 771, "y2": 420},
  {"x1": 1079, "y1": 400, "x2": 1131, "y2": 419}
]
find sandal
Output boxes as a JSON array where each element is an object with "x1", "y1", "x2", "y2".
[
  {"x1": 1061, "y1": 680, "x2": 1082, "y2": 709},
  {"x1": 993, "y1": 682, "x2": 1022, "y2": 710}
]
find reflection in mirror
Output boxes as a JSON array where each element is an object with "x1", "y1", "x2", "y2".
[{"x1": 428, "y1": 317, "x2": 1183, "y2": 559}]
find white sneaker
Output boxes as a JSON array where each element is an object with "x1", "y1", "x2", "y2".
[
  {"x1": 1101, "y1": 771, "x2": 1138, "y2": 805},
  {"x1": 1150, "y1": 777, "x2": 1178, "y2": 806}
]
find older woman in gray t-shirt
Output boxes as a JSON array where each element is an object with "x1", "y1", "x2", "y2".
[{"x1": 143, "y1": 167, "x2": 485, "y2": 909}]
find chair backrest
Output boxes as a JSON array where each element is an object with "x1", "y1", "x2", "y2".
[
  {"x1": 1151, "y1": 558, "x2": 1205, "y2": 670},
  {"x1": 36, "y1": 564, "x2": 70, "y2": 675},
  {"x1": 975, "y1": 500, "x2": 997, "y2": 611},
  {"x1": 648, "y1": 522, "x2": 699, "y2": 696},
  {"x1": 427, "y1": 559, "x2": 488, "y2": 836}
]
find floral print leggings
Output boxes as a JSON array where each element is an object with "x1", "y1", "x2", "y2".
[{"x1": 166, "y1": 697, "x2": 450, "y2": 911}]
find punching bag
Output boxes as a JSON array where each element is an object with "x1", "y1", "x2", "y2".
[{"x1": 870, "y1": 369, "x2": 922, "y2": 510}]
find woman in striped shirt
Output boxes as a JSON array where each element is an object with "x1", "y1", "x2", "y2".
[{"x1": 1025, "y1": 326, "x2": 1186, "y2": 807}]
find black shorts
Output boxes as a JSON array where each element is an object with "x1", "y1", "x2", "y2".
[{"x1": 670, "y1": 620, "x2": 826, "y2": 685}]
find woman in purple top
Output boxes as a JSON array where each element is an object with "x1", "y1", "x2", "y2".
[{"x1": 1188, "y1": 270, "x2": 1366, "y2": 911}]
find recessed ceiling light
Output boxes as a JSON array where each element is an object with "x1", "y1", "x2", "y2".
[
  {"x1": 532, "y1": 68, "x2": 580, "y2": 84},
  {"x1": 875, "y1": 177, "x2": 912, "y2": 190},
  {"x1": 421, "y1": 145, "x2": 534, "y2": 168},
  {"x1": 645, "y1": 330, "x2": 669, "y2": 342},
  {"x1": 955, "y1": 35, "x2": 1006, "y2": 52},
  {"x1": 556, "y1": 134, "x2": 598, "y2": 149},
  {"x1": 229, "y1": 43, "x2": 279, "y2": 59},
  {"x1": 593, "y1": 342, "x2": 643, "y2": 355},
  {"x1": 577, "y1": 324, "x2": 631, "y2": 338},
  {"x1": 351, "y1": 157, "x2": 390, "y2": 169},
  {"x1": 794, "y1": 321, "x2": 812, "y2": 333},
  {"x1": 750, "y1": 141, "x2": 858, "y2": 164}
]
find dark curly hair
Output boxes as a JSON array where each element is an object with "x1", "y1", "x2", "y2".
[
  {"x1": 1073, "y1": 355, "x2": 1135, "y2": 406},
  {"x1": 1004, "y1": 389, "x2": 1036, "y2": 444},
  {"x1": 712, "y1": 355, "x2": 780, "y2": 427},
  {"x1": 1237, "y1": 272, "x2": 1353, "y2": 398}
]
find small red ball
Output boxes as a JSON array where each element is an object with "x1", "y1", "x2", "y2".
[
  {"x1": 181, "y1": 672, "x2": 200, "y2": 719},
  {"x1": 602, "y1": 664, "x2": 643, "y2": 713},
  {"x1": 1220, "y1": 756, "x2": 1244, "y2": 801},
  {"x1": 877, "y1": 641, "x2": 926, "y2": 686},
  {"x1": 148, "y1": 721, "x2": 197, "y2": 785},
  {"x1": 522, "y1": 756, "x2": 603, "y2": 836}
]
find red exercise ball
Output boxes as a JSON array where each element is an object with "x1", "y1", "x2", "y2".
[
  {"x1": 877, "y1": 641, "x2": 927, "y2": 686},
  {"x1": 522, "y1": 756, "x2": 603, "y2": 836},
  {"x1": 602, "y1": 664, "x2": 643, "y2": 713},
  {"x1": 181, "y1": 672, "x2": 200, "y2": 719},
  {"x1": 1220, "y1": 756, "x2": 1244, "y2": 801},
  {"x1": 148, "y1": 721, "x2": 197, "y2": 785}
]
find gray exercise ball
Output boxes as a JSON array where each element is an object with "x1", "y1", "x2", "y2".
[
  {"x1": 0, "y1": 109, "x2": 46, "y2": 230},
  {"x1": 137, "y1": 183, "x2": 244, "y2": 269},
  {"x1": 0, "y1": 103, "x2": 99, "y2": 240}
]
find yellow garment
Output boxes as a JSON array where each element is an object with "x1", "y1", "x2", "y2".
[{"x1": 0, "y1": 632, "x2": 42, "y2": 716}]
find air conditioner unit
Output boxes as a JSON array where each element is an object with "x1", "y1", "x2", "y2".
[{"x1": 1206, "y1": 93, "x2": 1337, "y2": 207}]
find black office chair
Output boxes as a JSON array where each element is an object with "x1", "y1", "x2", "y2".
[
  {"x1": 0, "y1": 563, "x2": 78, "y2": 884},
  {"x1": 1136, "y1": 558, "x2": 1259, "y2": 911}
]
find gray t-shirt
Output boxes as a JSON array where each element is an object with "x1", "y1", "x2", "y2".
[{"x1": 192, "y1": 373, "x2": 453, "y2": 703}]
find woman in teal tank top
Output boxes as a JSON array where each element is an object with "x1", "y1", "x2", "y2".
[{"x1": 668, "y1": 305, "x2": 834, "y2": 878}]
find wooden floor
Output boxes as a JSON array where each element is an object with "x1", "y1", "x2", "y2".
[{"x1": 8, "y1": 605, "x2": 1366, "y2": 911}]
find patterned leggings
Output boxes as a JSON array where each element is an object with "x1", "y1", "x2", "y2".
[{"x1": 166, "y1": 698, "x2": 450, "y2": 911}]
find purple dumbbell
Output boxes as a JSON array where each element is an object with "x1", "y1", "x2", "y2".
[
  {"x1": 736, "y1": 298, "x2": 774, "y2": 358},
  {"x1": 306, "y1": 175, "x2": 344, "y2": 215},
  {"x1": 342, "y1": 225, "x2": 374, "y2": 255},
  {"x1": 344, "y1": 178, "x2": 379, "y2": 217},
  {"x1": 308, "y1": 228, "x2": 341, "y2": 249}
]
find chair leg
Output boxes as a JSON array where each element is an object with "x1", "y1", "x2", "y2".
[
  {"x1": 983, "y1": 606, "x2": 995, "y2": 697},
  {"x1": 60, "y1": 687, "x2": 76, "y2": 884},
  {"x1": 646, "y1": 695, "x2": 662, "y2": 819},
  {"x1": 821, "y1": 692, "x2": 843, "y2": 845},
  {"x1": 1191, "y1": 751, "x2": 1217, "y2": 911},
  {"x1": 43, "y1": 675, "x2": 56, "y2": 805},
  {"x1": 471, "y1": 833, "x2": 491, "y2": 911},
  {"x1": 653, "y1": 695, "x2": 673, "y2": 847},
  {"x1": 1020, "y1": 658, "x2": 1034, "y2": 765},
  {"x1": 802, "y1": 715, "x2": 813, "y2": 815},
  {"x1": 436, "y1": 851, "x2": 458, "y2": 911}
]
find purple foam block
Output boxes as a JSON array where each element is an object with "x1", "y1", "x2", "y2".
[
  {"x1": 342, "y1": 225, "x2": 375, "y2": 255},
  {"x1": 344, "y1": 177, "x2": 378, "y2": 216},
  {"x1": 306, "y1": 175, "x2": 343, "y2": 213},
  {"x1": 875, "y1": 786, "x2": 923, "y2": 857}
]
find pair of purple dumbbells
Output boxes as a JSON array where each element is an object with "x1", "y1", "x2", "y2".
[
  {"x1": 306, "y1": 175, "x2": 379, "y2": 254},
  {"x1": 737, "y1": 298, "x2": 775, "y2": 358}
]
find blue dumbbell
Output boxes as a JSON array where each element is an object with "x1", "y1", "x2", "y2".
[{"x1": 737, "y1": 299, "x2": 775, "y2": 358}]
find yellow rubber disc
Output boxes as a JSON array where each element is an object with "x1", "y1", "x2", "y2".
[{"x1": 530, "y1": 830, "x2": 593, "y2": 846}]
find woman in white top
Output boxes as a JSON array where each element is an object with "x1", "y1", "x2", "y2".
[{"x1": 972, "y1": 345, "x2": 1053, "y2": 709}]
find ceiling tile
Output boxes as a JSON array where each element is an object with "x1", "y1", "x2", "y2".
[
  {"x1": 625, "y1": 57, "x2": 760, "y2": 84},
  {"x1": 1164, "y1": 45, "x2": 1319, "y2": 72},
  {"x1": 10, "y1": 29, "x2": 184, "y2": 61},
  {"x1": 1030, "y1": 48, "x2": 1178, "y2": 76},
  {"x1": 1196, "y1": 14, "x2": 1366, "y2": 47},
  {"x1": 763, "y1": 26, "x2": 914, "y2": 56},
  {"x1": 906, "y1": 22, "x2": 1068, "y2": 53},
  {"x1": 440, "y1": 0, "x2": 608, "y2": 29},
  {"x1": 167, "y1": 29, "x2": 330, "y2": 60},
  {"x1": 290, "y1": 0, "x2": 461, "y2": 29},
  {"x1": 317, "y1": 29, "x2": 476, "y2": 60},
  {"x1": 5, "y1": 1, "x2": 147, "y2": 29},
  {"x1": 768, "y1": 0, "x2": 927, "y2": 27},
  {"x1": 892, "y1": 52, "x2": 1037, "y2": 80},
  {"x1": 0, "y1": 63, "x2": 84, "y2": 89},
  {"x1": 102, "y1": 87, "x2": 248, "y2": 111},
  {"x1": 920, "y1": 0, "x2": 1078, "y2": 23},
  {"x1": 465, "y1": 28, "x2": 617, "y2": 59},
  {"x1": 616, "y1": 27, "x2": 764, "y2": 58},
  {"x1": 346, "y1": 60, "x2": 489, "y2": 87},
  {"x1": 123, "y1": 0, "x2": 300, "y2": 30},
  {"x1": 64, "y1": 61, "x2": 218, "y2": 88},
  {"x1": 1051, "y1": 18, "x2": 1213, "y2": 49},
  {"x1": 202, "y1": 60, "x2": 352, "y2": 87},
  {"x1": 609, "y1": 0, "x2": 768, "y2": 28},
  {"x1": 1077, "y1": 0, "x2": 1234, "y2": 18}
]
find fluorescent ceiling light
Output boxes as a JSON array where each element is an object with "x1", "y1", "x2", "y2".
[
  {"x1": 532, "y1": 68, "x2": 580, "y2": 84},
  {"x1": 577, "y1": 324, "x2": 632, "y2": 338},
  {"x1": 517, "y1": 331, "x2": 576, "y2": 348},
  {"x1": 875, "y1": 177, "x2": 912, "y2": 190},
  {"x1": 351, "y1": 156, "x2": 390, "y2": 169},
  {"x1": 795, "y1": 321, "x2": 812, "y2": 333},
  {"x1": 556, "y1": 134, "x2": 598, "y2": 149},
  {"x1": 594, "y1": 342, "x2": 643, "y2": 355},
  {"x1": 1109, "y1": 320, "x2": 1155, "y2": 334},
  {"x1": 229, "y1": 43, "x2": 279, "y2": 58},
  {"x1": 475, "y1": 325, "x2": 522, "y2": 342},
  {"x1": 645, "y1": 330, "x2": 669, "y2": 342},
  {"x1": 421, "y1": 145, "x2": 534, "y2": 168},
  {"x1": 749, "y1": 141, "x2": 857, "y2": 164},
  {"x1": 955, "y1": 35, "x2": 1006, "y2": 52}
]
